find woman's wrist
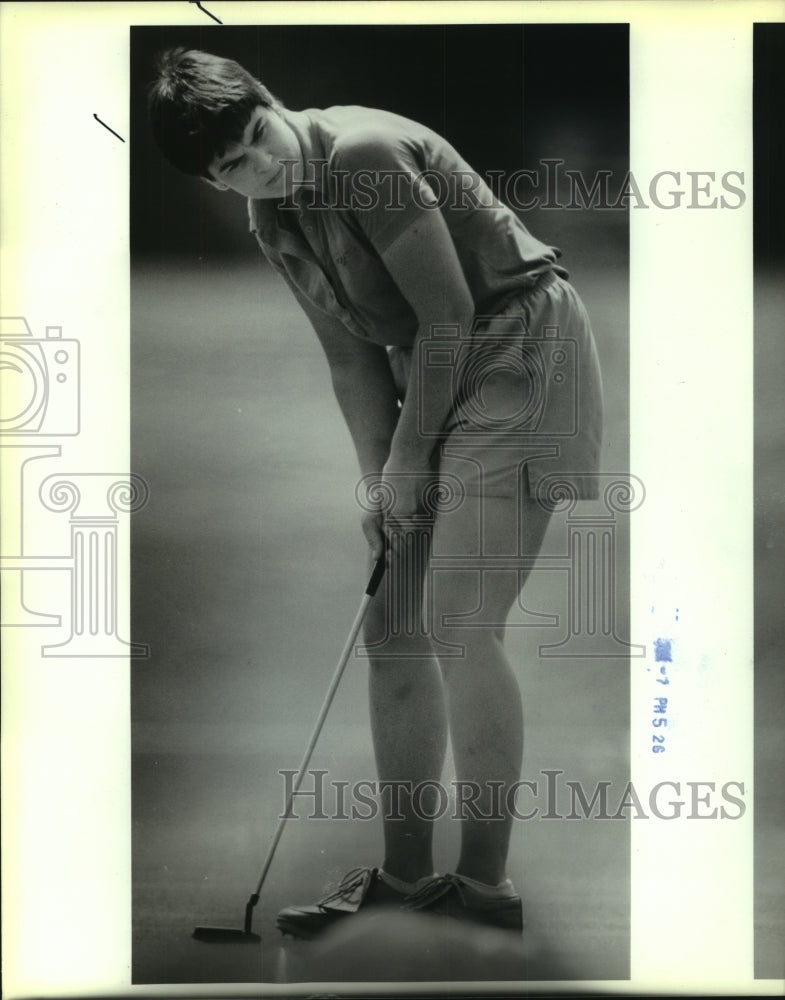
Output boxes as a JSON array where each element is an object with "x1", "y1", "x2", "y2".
[{"x1": 384, "y1": 443, "x2": 432, "y2": 473}]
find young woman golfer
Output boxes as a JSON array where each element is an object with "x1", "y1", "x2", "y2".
[{"x1": 148, "y1": 47, "x2": 603, "y2": 938}]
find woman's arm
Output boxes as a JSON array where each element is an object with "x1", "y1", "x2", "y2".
[
  {"x1": 379, "y1": 207, "x2": 476, "y2": 519},
  {"x1": 291, "y1": 288, "x2": 401, "y2": 477},
  {"x1": 291, "y1": 289, "x2": 400, "y2": 557}
]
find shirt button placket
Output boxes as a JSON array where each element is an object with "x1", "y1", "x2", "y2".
[
  {"x1": 301, "y1": 209, "x2": 333, "y2": 305},
  {"x1": 300, "y1": 208, "x2": 315, "y2": 237},
  {"x1": 298, "y1": 207, "x2": 365, "y2": 339}
]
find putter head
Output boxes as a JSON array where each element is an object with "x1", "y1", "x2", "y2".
[{"x1": 192, "y1": 925, "x2": 262, "y2": 943}]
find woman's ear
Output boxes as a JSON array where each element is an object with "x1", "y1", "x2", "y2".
[{"x1": 203, "y1": 176, "x2": 229, "y2": 191}]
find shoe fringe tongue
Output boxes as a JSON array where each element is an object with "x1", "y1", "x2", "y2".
[{"x1": 319, "y1": 867, "x2": 373, "y2": 913}]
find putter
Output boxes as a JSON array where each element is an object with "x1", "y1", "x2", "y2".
[{"x1": 193, "y1": 554, "x2": 387, "y2": 942}]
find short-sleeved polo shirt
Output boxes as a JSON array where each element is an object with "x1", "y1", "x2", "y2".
[{"x1": 248, "y1": 106, "x2": 566, "y2": 347}]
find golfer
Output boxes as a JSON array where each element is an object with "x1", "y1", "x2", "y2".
[{"x1": 148, "y1": 47, "x2": 603, "y2": 937}]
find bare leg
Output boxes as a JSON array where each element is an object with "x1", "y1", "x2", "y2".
[
  {"x1": 365, "y1": 535, "x2": 448, "y2": 884},
  {"x1": 432, "y1": 495, "x2": 552, "y2": 885}
]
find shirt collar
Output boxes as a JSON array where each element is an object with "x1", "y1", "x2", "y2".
[{"x1": 247, "y1": 108, "x2": 326, "y2": 240}]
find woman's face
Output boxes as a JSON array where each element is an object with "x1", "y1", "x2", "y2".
[{"x1": 206, "y1": 105, "x2": 304, "y2": 199}]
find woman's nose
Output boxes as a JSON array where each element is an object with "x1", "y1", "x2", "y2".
[{"x1": 251, "y1": 145, "x2": 275, "y2": 169}]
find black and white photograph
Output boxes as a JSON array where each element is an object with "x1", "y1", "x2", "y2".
[
  {"x1": 1, "y1": 2, "x2": 783, "y2": 997},
  {"x1": 130, "y1": 20, "x2": 630, "y2": 987}
]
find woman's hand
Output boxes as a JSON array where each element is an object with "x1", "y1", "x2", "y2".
[
  {"x1": 381, "y1": 459, "x2": 435, "y2": 529},
  {"x1": 361, "y1": 509, "x2": 386, "y2": 561},
  {"x1": 359, "y1": 461, "x2": 435, "y2": 558}
]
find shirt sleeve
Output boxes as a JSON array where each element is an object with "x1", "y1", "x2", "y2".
[{"x1": 330, "y1": 129, "x2": 441, "y2": 255}]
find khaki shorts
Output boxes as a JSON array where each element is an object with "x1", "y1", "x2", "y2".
[{"x1": 387, "y1": 271, "x2": 604, "y2": 504}]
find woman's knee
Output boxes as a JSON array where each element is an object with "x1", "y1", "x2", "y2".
[
  {"x1": 363, "y1": 595, "x2": 434, "y2": 662},
  {"x1": 362, "y1": 598, "x2": 390, "y2": 649},
  {"x1": 430, "y1": 622, "x2": 499, "y2": 668}
]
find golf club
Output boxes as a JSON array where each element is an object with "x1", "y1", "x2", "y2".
[{"x1": 193, "y1": 554, "x2": 387, "y2": 942}]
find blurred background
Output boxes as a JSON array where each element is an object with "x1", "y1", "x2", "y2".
[
  {"x1": 130, "y1": 23, "x2": 631, "y2": 985},
  {"x1": 753, "y1": 21, "x2": 785, "y2": 982}
]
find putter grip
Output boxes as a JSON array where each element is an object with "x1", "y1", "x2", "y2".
[{"x1": 365, "y1": 554, "x2": 386, "y2": 597}]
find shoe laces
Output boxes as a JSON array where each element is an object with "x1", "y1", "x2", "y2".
[
  {"x1": 317, "y1": 866, "x2": 373, "y2": 908},
  {"x1": 402, "y1": 873, "x2": 470, "y2": 911}
]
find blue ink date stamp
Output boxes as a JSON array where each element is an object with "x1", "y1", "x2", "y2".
[{"x1": 651, "y1": 635, "x2": 673, "y2": 752}]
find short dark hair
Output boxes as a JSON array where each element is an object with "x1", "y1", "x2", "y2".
[{"x1": 147, "y1": 47, "x2": 282, "y2": 178}]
